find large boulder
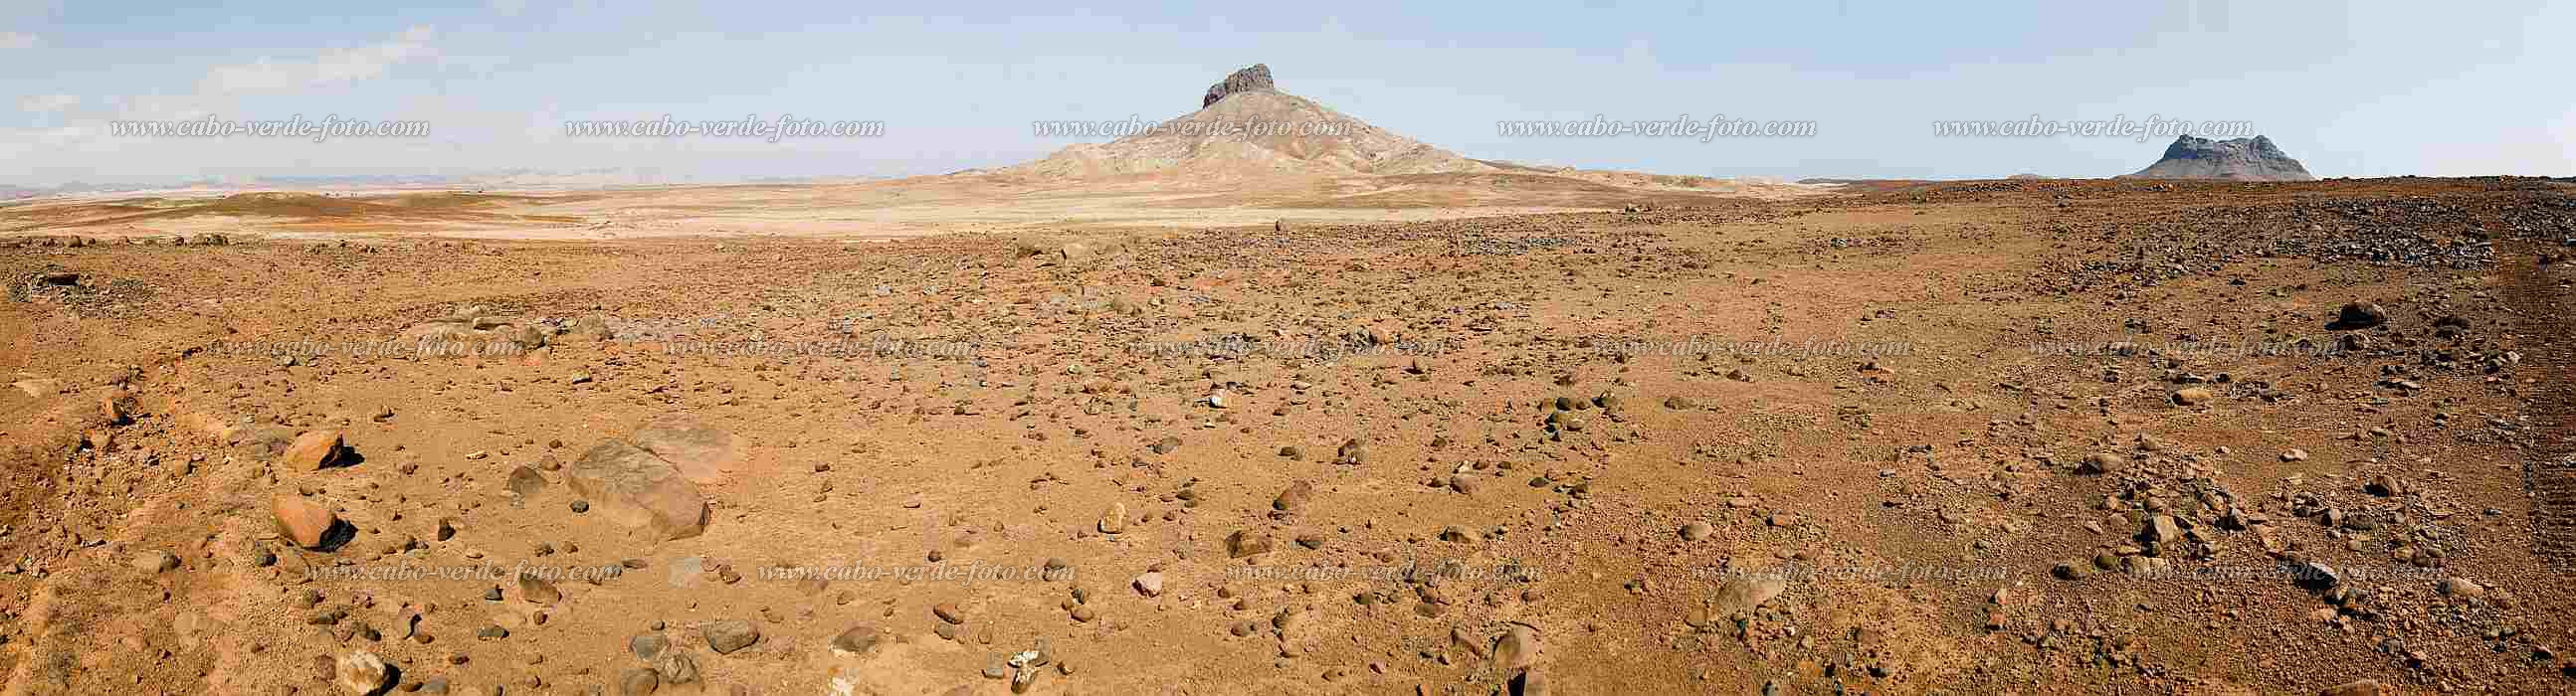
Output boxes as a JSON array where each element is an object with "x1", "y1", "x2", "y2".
[{"x1": 568, "y1": 440, "x2": 709, "y2": 541}]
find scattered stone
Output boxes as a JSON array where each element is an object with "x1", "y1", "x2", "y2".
[
  {"x1": 131, "y1": 550, "x2": 179, "y2": 574},
  {"x1": 1450, "y1": 626, "x2": 1488, "y2": 659},
  {"x1": 2143, "y1": 515, "x2": 2184, "y2": 544},
  {"x1": 334, "y1": 650, "x2": 391, "y2": 694},
  {"x1": 1709, "y1": 577, "x2": 1787, "y2": 615},
  {"x1": 1133, "y1": 572, "x2": 1165, "y2": 598},
  {"x1": 517, "y1": 573, "x2": 562, "y2": 604},
  {"x1": 1226, "y1": 529, "x2": 1273, "y2": 558},
  {"x1": 630, "y1": 633, "x2": 669, "y2": 659},
  {"x1": 652, "y1": 650, "x2": 699, "y2": 684},
  {"x1": 831, "y1": 624, "x2": 885, "y2": 655},
  {"x1": 700, "y1": 620, "x2": 759, "y2": 654},
  {"x1": 1274, "y1": 481, "x2": 1312, "y2": 512},
  {"x1": 1334, "y1": 438, "x2": 1368, "y2": 464},
  {"x1": 505, "y1": 466, "x2": 546, "y2": 496},
  {"x1": 2332, "y1": 302, "x2": 2388, "y2": 330},
  {"x1": 99, "y1": 390, "x2": 132, "y2": 425},
  {"x1": 1679, "y1": 521, "x2": 1712, "y2": 541},
  {"x1": 1491, "y1": 623, "x2": 1539, "y2": 672},
  {"x1": 285, "y1": 431, "x2": 349, "y2": 470},
  {"x1": 274, "y1": 495, "x2": 342, "y2": 549},
  {"x1": 1512, "y1": 671, "x2": 1551, "y2": 696},
  {"x1": 2078, "y1": 452, "x2": 2125, "y2": 475},
  {"x1": 1099, "y1": 503, "x2": 1127, "y2": 534},
  {"x1": 619, "y1": 668, "x2": 660, "y2": 696}
]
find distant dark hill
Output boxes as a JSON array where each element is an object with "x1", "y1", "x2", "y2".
[{"x1": 2120, "y1": 135, "x2": 2315, "y2": 182}]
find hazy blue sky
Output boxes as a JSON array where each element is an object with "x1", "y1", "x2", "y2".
[{"x1": 3, "y1": 0, "x2": 2569, "y2": 186}]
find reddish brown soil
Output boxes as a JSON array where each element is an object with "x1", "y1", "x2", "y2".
[{"x1": 1, "y1": 176, "x2": 2572, "y2": 695}]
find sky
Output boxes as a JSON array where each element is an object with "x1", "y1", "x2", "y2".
[{"x1": 2, "y1": 0, "x2": 2570, "y2": 187}]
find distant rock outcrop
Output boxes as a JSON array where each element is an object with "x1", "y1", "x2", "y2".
[
  {"x1": 1202, "y1": 64, "x2": 1276, "y2": 108},
  {"x1": 2121, "y1": 135, "x2": 2315, "y2": 182}
]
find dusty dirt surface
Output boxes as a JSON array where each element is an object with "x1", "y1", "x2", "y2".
[
  {"x1": 0, "y1": 171, "x2": 1824, "y2": 244},
  {"x1": 3, "y1": 176, "x2": 2575, "y2": 696}
]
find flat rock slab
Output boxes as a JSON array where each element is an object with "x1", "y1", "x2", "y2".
[
  {"x1": 632, "y1": 414, "x2": 744, "y2": 484},
  {"x1": 569, "y1": 440, "x2": 709, "y2": 541},
  {"x1": 1711, "y1": 576, "x2": 1789, "y2": 616}
]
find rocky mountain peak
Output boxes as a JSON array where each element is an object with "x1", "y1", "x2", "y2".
[{"x1": 1202, "y1": 64, "x2": 1276, "y2": 108}]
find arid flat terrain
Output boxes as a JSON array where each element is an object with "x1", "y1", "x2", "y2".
[
  {"x1": 0, "y1": 168, "x2": 1823, "y2": 243},
  {"x1": 4, "y1": 176, "x2": 2576, "y2": 695}
]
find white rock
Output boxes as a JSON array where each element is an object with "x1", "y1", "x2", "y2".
[{"x1": 335, "y1": 650, "x2": 390, "y2": 694}]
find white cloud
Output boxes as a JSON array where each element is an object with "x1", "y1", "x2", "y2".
[
  {"x1": 18, "y1": 93, "x2": 76, "y2": 113},
  {"x1": 0, "y1": 31, "x2": 39, "y2": 49},
  {"x1": 0, "y1": 24, "x2": 449, "y2": 185},
  {"x1": 200, "y1": 26, "x2": 437, "y2": 93}
]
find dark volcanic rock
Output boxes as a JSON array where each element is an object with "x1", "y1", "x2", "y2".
[
  {"x1": 2331, "y1": 301, "x2": 2389, "y2": 330},
  {"x1": 2121, "y1": 135, "x2": 2314, "y2": 182},
  {"x1": 1201, "y1": 64, "x2": 1275, "y2": 108}
]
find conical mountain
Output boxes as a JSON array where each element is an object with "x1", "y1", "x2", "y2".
[{"x1": 1003, "y1": 65, "x2": 1497, "y2": 180}]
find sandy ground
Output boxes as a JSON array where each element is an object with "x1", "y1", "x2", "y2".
[
  {"x1": 0, "y1": 171, "x2": 1828, "y2": 242},
  {"x1": 1, "y1": 176, "x2": 2573, "y2": 695}
]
